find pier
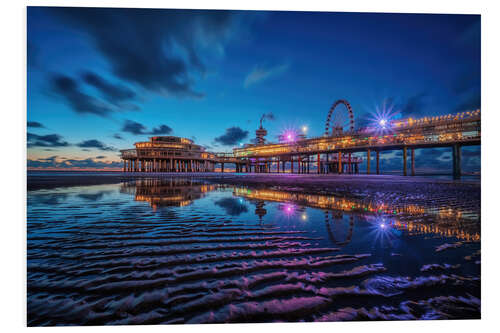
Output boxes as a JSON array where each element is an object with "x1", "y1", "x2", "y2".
[{"x1": 121, "y1": 99, "x2": 480, "y2": 179}]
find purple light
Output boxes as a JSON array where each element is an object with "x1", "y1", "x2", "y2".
[
  {"x1": 282, "y1": 130, "x2": 297, "y2": 142},
  {"x1": 282, "y1": 203, "x2": 295, "y2": 216}
]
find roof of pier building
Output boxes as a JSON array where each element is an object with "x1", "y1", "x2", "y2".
[{"x1": 134, "y1": 136, "x2": 205, "y2": 152}]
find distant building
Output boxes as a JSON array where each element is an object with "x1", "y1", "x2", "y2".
[{"x1": 120, "y1": 136, "x2": 217, "y2": 172}]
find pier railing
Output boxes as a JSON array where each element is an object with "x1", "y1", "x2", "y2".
[{"x1": 234, "y1": 112, "x2": 480, "y2": 158}]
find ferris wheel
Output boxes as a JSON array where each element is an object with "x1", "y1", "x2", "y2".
[{"x1": 324, "y1": 99, "x2": 355, "y2": 136}]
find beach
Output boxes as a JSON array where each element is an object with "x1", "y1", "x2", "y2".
[{"x1": 27, "y1": 171, "x2": 481, "y2": 325}]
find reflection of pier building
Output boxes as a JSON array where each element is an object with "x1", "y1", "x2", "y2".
[{"x1": 122, "y1": 179, "x2": 216, "y2": 209}]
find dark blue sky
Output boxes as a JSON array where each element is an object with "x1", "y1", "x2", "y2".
[{"x1": 27, "y1": 7, "x2": 480, "y2": 171}]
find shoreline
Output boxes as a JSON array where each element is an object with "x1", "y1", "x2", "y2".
[{"x1": 27, "y1": 172, "x2": 480, "y2": 204}]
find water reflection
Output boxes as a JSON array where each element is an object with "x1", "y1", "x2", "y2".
[
  {"x1": 121, "y1": 178, "x2": 216, "y2": 209},
  {"x1": 232, "y1": 187, "x2": 480, "y2": 243},
  {"x1": 325, "y1": 212, "x2": 354, "y2": 246},
  {"x1": 121, "y1": 179, "x2": 479, "y2": 244},
  {"x1": 27, "y1": 178, "x2": 481, "y2": 325}
]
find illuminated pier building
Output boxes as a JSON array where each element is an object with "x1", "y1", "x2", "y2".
[
  {"x1": 120, "y1": 99, "x2": 481, "y2": 178},
  {"x1": 120, "y1": 136, "x2": 219, "y2": 173}
]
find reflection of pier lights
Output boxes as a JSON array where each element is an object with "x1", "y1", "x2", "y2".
[{"x1": 234, "y1": 187, "x2": 478, "y2": 241}]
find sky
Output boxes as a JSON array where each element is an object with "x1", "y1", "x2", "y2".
[{"x1": 27, "y1": 7, "x2": 481, "y2": 172}]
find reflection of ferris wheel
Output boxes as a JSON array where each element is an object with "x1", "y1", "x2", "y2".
[
  {"x1": 324, "y1": 99, "x2": 355, "y2": 136},
  {"x1": 324, "y1": 211, "x2": 354, "y2": 247}
]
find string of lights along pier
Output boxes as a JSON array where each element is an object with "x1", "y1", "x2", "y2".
[{"x1": 120, "y1": 99, "x2": 481, "y2": 179}]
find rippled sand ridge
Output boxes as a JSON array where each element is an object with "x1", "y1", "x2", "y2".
[{"x1": 27, "y1": 176, "x2": 480, "y2": 325}]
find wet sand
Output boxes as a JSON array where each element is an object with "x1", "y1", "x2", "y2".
[
  {"x1": 27, "y1": 173, "x2": 481, "y2": 325},
  {"x1": 28, "y1": 172, "x2": 480, "y2": 214},
  {"x1": 28, "y1": 171, "x2": 480, "y2": 189}
]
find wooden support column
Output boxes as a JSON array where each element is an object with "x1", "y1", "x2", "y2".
[
  {"x1": 376, "y1": 151, "x2": 380, "y2": 175},
  {"x1": 291, "y1": 157, "x2": 294, "y2": 173},
  {"x1": 338, "y1": 151, "x2": 342, "y2": 174},
  {"x1": 403, "y1": 147, "x2": 407, "y2": 176},
  {"x1": 367, "y1": 149, "x2": 371, "y2": 174},
  {"x1": 317, "y1": 153, "x2": 321, "y2": 174},
  {"x1": 348, "y1": 153, "x2": 352, "y2": 174}
]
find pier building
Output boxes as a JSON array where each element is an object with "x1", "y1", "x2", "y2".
[{"x1": 120, "y1": 136, "x2": 218, "y2": 173}]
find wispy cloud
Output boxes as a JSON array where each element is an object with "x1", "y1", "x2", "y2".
[
  {"x1": 49, "y1": 7, "x2": 245, "y2": 98},
  {"x1": 27, "y1": 132, "x2": 69, "y2": 148},
  {"x1": 27, "y1": 121, "x2": 45, "y2": 128},
  {"x1": 244, "y1": 63, "x2": 290, "y2": 88},
  {"x1": 214, "y1": 126, "x2": 248, "y2": 146},
  {"x1": 76, "y1": 139, "x2": 117, "y2": 151},
  {"x1": 121, "y1": 120, "x2": 173, "y2": 136}
]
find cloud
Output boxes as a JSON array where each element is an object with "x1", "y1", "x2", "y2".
[
  {"x1": 121, "y1": 120, "x2": 173, "y2": 135},
  {"x1": 214, "y1": 126, "x2": 249, "y2": 145},
  {"x1": 81, "y1": 71, "x2": 139, "y2": 110},
  {"x1": 214, "y1": 198, "x2": 248, "y2": 216},
  {"x1": 50, "y1": 74, "x2": 113, "y2": 116},
  {"x1": 76, "y1": 139, "x2": 117, "y2": 151},
  {"x1": 261, "y1": 112, "x2": 275, "y2": 122},
  {"x1": 27, "y1": 157, "x2": 122, "y2": 169},
  {"x1": 27, "y1": 132, "x2": 69, "y2": 148},
  {"x1": 244, "y1": 63, "x2": 289, "y2": 88},
  {"x1": 49, "y1": 7, "x2": 244, "y2": 98},
  {"x1": 399, "y1": 93, "x2": 427, "y2": 118},
  {"x1": 27, "y1": 121, "x2": 44, "y2": 128},
  {"x1": 95, "y1": 155, "x2": 106, "y2": 159},
  {"x1": 150, "y1": 125, "x2": 173, "y2": 135},
  {"x1": 122, "y1": 120, "x2": 147, "y2": 135},
  {"x1": 113, "y1": 133, "x2": 124, "y2": 140}
]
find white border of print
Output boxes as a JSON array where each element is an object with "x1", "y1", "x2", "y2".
[{"x1": 2, "y1": 0, "x2": 498, "y2": 332}]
